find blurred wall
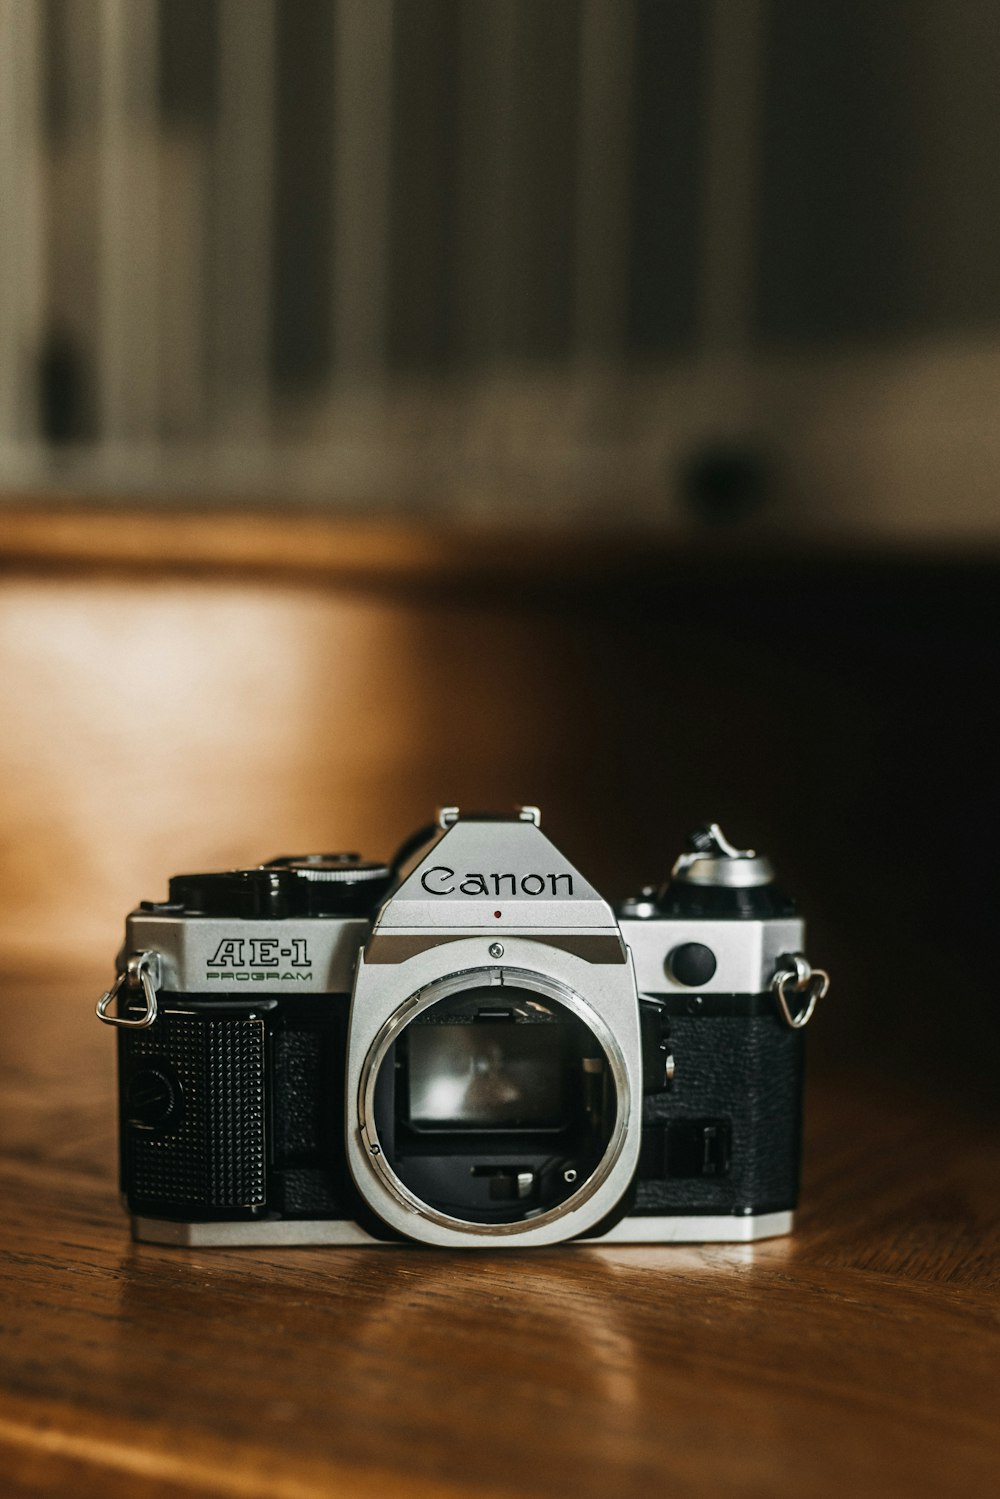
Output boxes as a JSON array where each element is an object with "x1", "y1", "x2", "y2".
[{"x1": 2, "y1": 1, "x2": 1000, "y2": 535}]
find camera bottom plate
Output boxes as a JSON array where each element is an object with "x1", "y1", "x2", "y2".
[{"x1": 129, "y1": 1210, "x2": 793, "y2": 1248}]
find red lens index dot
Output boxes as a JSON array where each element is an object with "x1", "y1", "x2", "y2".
[{"x1": 493, "y1": 910, "x2": 502, "y2": 918}]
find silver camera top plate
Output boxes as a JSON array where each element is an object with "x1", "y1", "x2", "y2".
[{"x1": 124, "y1": 912, "x2": 370, "y2": 996}]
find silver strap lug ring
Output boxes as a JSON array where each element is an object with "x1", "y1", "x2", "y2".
[
  {"x1": 96, "y1": 950, "x2": 160, "y2": 1029},
  {"x1": 771, "y1": 952, "x2": 830, "y2": 1030}
]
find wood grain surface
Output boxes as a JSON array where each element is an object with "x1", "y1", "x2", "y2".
[{"x1": 0, "y1": 963, "x2": 997, "y2": 1499}]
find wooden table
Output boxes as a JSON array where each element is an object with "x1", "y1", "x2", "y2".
[{"x1": 1, "y1": 964, "x2": 997, "y2": 1499}]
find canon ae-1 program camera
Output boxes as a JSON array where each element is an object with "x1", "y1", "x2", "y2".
[{"x1": 96, "y1": 808, "x2": 829, "y2": 1249}]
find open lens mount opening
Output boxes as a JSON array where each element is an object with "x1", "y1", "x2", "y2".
[{"x1": 358, "y1": 966, "x2": 630, "y2": 1237}]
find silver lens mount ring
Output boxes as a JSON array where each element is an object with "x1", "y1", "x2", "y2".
[{"x1": 357, "y1": 965, "x2": 632, "y2": 1238}]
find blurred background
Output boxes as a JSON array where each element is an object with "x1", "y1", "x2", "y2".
[{"x1": 1, "y1": 0, "x2": 998, "y2": 1107}]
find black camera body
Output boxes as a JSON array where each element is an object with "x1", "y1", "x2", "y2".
[{"x1": 100, "y1": 811, "x2": 827, "y2": 1249}]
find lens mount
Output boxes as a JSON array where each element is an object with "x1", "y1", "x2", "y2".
[{"x1": 357, "y1": 965, "x2": 631, "y2": 1238}]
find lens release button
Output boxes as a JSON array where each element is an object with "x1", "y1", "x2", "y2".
[{"x1": 667, "y1": 942, "x2": 717, "y2": 987}]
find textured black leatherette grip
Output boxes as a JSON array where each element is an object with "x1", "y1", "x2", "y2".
[
  {"x1": 122, "y1": 1009, "x2": 266, "y2": 1210},
  {"x1": 121, "y1": 998, "x2": 358, "y2": 1221},
  {"x1": 271, "y1": 1018, "x2": 358, "y2": 1219},
  {"x1": 635, "y1": 1009, "x2": 805, "y2": 1215}
]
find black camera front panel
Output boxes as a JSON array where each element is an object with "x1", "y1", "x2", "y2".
[
  {"x1": 118, "y1": 992, "x2": 366, "y2": 1224},
  {"x1": 118, "y1": 987, "x2": 804, "y2": 1228},
  {"x1": 633, "y1": 992, "x2": 804, "y2": 1218}
]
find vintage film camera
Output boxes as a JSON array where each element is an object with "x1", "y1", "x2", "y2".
[{"x1": 96, "y1": 809, "x2": 828, "y2": 1249}]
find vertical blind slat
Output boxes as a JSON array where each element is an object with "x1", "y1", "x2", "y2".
[
  {"x1": 213, "y1": 0, "x2": 277, "y2": 434},
  {"x1": 452, "y1": 1, "x2": 520, "y2": 365},
  {"x1": 698, "y1": 0, "x2": 765, "y2": 358},
  {"x1": 98, "y1": 0, "x2": 161, "y2": 442},
  {"x1": 574, "y1": 0, "x2": 635, "y2": 363},
  {"x1": 0, "y1": 0, "x2": 44, "y2": 447},
  {"x1": 331, "y1": 0, "x2": 394, "y2": 377}
]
